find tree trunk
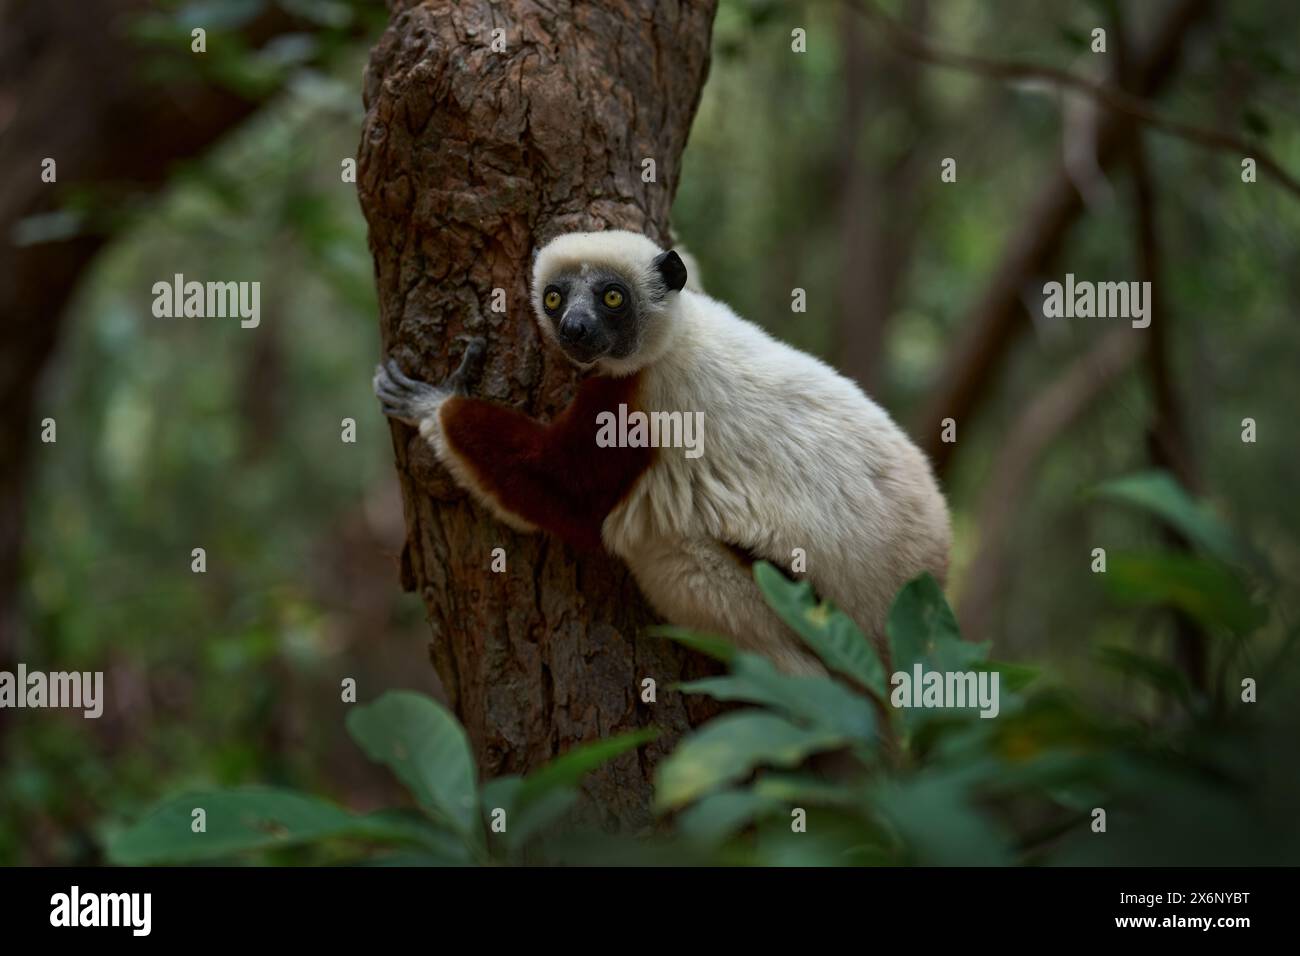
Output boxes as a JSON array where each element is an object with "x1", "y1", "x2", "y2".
[{"x1": 356, "y1": 0, "x2": 719, "y2": 829}]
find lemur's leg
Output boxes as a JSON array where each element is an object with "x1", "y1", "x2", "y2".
[{"x1": 374, "y1": 344, "x2": 651, "y2": 551}]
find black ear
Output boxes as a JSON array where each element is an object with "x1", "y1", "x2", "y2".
[{"x1": 653, "y1": 250, "x2": 688, "y2": 293}]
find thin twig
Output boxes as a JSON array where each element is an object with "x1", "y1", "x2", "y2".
[
  {"x1": 958, "y1": 329, "x2": 1143, "y2": 646},
  {"x1": 909, "y1": 0, "x2": 1211, "y2": 474},
  {"x1": 846, "y1": 0, "x2": 1300, "y2": 201}
]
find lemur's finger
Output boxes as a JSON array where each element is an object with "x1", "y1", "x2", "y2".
[
  {"x1": 376, "y1": 386, "x2": 407, "y2": 407},
  {"x1": 373, "y1": 368, "x2": 406, "y2": 401},
  {"x1": 448, "y1": 337, "x2": 487, "y2": 393},
  {"x1": 385, "y1": 358, "x2": 423, "y2": 388}
]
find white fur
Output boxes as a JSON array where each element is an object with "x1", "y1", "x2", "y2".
[
  {"x1": 466, "y1": 230, "x2": 952, "y2": 674},
  {"x1": 605, "y1": 290, "x2": 949, "y2": 675}
]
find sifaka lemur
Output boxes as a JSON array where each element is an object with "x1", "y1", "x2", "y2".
[{"x1": 374, "y1": 230, "x2": 951, "y2": 675}]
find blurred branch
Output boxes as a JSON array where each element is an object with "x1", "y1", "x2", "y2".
[
  {"x1": 834, "y1": 0, "x2": 928, "y2": 392},
  {"x1": 908, "y1": 0, "x2": 1212, "y2": 475},
  {"x1": 1116, "y1": 4, "x2": 1209, "y2": 695},
  {"x1": 0, "y1": 0, "x2": 376, "y2": 748},
  {"x1": 958, "y1": 330, "x2": 1142, "y2": 646},
  {"x1": 846, "y1": 0, "x2": 1300, "y2": 200}
]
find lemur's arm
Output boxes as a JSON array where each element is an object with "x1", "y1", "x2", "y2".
[{"x1": 374, "y1": 343, "x2": 652, "y2": 551}]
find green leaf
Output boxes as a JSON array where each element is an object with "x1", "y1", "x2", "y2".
[
  {"x1": 655, "y1": 712, "x2": 847, "y2": 812},
  {"x1": 109, "y1": 786, "x2": 360, "y2": 864},
  {"x1": 887, "y1": 573, "x2": 986, "y2": 672},
  {"x1": 1104, "y1": 552, "x2": 1265, "y2": 635},
  {"x1": 677, "y1": 652, "x2": 876, "y2": 740},
  {"x1": 480, "y1": 775, "x2": 524, "y2": 822},
  {"x1": 514, "y1": 729, "x2": 658, "y2": 805},
  {"x1": 976, "y1": 660, "x2": 1040, "y2": 692},
  {"x1": 505, "y1": 730, "x2": 657, "y2": 851},
  {"x1": 1095, "y1": 645, "x2": 1194, "y2": 707},
  {"x1": 754, "y1": 810, "x2": 896, "y2": 866},
  {"x1": 354, "y1": 809, "x2": 474, "y2": 861},
  {"x1": 887, "y1": 575, "x2": 990, "y2": 733},
  {"x1": 480, "y1": 773, "x2": 559, "y2": 854},
  {"x1": 753, "y1": 561, "x2": 888, "y2": 699},
  {"x1": 678, "y1": 790, "x2": 781, "y2": 846},
  {"x1": 871, "y1": 772, "x2": 1013, "y2": 866},
  {"x1": 506, "y1": 790, "x2": 580, "y2": 852},
  {"x1": 346, "y1": 691, "x2": 480, "y2": 839},
  {"x1": 752, "y1": 772, "x2": 868, "y2": 807},
  {"x1": 1090, "y1": 471, "x2": 1246, "y2": 567},
  {"x1": 649, "y1": 625, "x2": 736, "y2": 662}
]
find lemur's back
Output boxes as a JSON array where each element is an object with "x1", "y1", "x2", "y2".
[{"x1": 604, "y1": 289, "x2": 951, "y2": 662}]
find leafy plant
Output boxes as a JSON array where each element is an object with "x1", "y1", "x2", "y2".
[
  {"x1": 107, "y1": 471, "x2": 1299, "y2": 867},
  {"x1": 642, "y1": 565, "x2": 1034, "y2": 865},
  {"x1": 107, "y1": 691, "x2": 654, "y2": 865},
  {"x1": 611, "y1": 471, "x2": 1296, "y2": 866}
]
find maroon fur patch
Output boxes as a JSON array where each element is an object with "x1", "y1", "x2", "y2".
[{"x1": 439, "y1": 374, "x2": 655, "y2": 551}]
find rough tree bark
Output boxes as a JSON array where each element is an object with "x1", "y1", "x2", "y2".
[{"x1": 356, "y1": 0, "x2": 719, "y2": 829}]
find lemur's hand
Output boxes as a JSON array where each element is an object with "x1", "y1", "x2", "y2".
[
  {"x1": 374, "y1": 358, "x2": 438, "y2": 425},
  {"x1": 374, "y1": 339, "x2": 487, "y2": 425}
]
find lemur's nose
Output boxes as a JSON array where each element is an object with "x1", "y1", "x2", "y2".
[{"x1": 559, "y1": 316, "x2": 591, "y2": 344}]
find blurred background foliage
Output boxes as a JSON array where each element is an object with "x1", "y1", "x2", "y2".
[{"x1": 4, "y1": 0, "x2": 1299, "y2": 863}]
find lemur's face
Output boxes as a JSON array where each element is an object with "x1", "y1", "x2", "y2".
[
  {"x1": 538, "y1": 267, "x2": 645, "y2": 366},
  {"x1": 530, "y1": 232, "x2": 690, "y2": 372}
]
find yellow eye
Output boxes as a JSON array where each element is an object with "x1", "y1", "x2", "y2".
[
  {"x1": 603, "y1": 288, "x2": 624, "y2": 309},
  {"x1": 543, "y1": 290, "x2": 561, "y2": 311}
]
